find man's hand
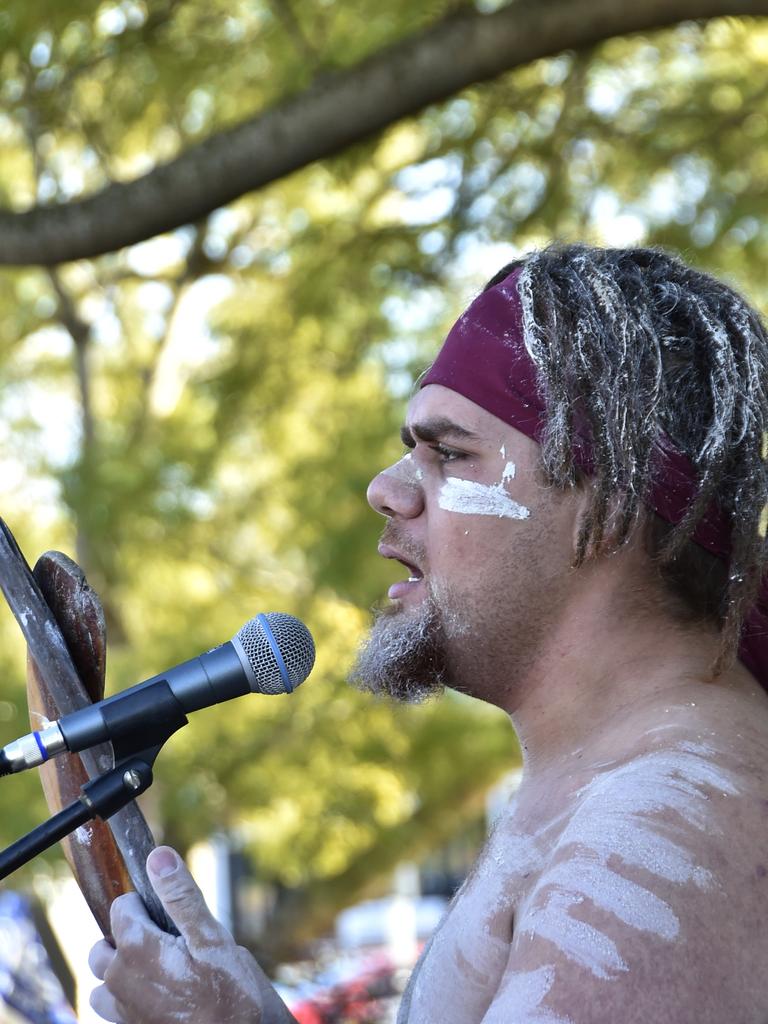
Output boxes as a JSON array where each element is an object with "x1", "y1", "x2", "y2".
[{"x1": 89, "y1": 846, "x2": 295, "y2": 1024}]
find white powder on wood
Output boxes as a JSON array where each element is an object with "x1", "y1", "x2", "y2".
[{"x1": 74, "y1": 824, "x2": 92, "y2": 847}]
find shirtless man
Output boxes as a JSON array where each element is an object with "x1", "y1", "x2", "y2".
[{"x1": 89, "y1": 244, "x2": 768, "y2": 1023}]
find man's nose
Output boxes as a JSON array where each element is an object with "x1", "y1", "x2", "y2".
[{"x1": 367, "y1": 461, "x2": 424, "y2": 519}]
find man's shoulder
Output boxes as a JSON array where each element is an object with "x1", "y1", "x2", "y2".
[
  {"x1": 594, "y1": 678, "x2": 768, "y2": 780},
  {"x1": 491, "y1": 698, "x2": 768, "y2": 1023},
  {"x1": 541, "y1": 693, "x2": 768, "y2": 955},
  {"x1": 568, "y1": 686, "x2": 768, "y2": 858}
]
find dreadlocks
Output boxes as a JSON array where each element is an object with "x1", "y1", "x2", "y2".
[{"x1": 485, "y1": 244, "x2": 768, "y2": 670}]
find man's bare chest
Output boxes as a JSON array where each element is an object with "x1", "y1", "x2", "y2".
[{"x1": 398, "y1": 806, "x2": 564, "y2": 1024}]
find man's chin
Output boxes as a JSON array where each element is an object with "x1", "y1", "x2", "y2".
[{"x1": 348, "y1": 598, "x2": 449, "y2": 703}]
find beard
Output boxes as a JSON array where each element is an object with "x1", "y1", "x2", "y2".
[{"x1": 349, "y1": 591, "x2": 452, "y2": 703}]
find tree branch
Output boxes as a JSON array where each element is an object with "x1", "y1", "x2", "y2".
[
  {"x1": 47, "y1": 269, "x2": 96, "y2": 449},
  {"x1": 2, "y1": 0, "x2": 768, "y2": 265}
]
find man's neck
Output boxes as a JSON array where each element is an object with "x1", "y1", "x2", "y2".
[{"x1": 499, "y1": 579, "x2": 755, "y2": 790}]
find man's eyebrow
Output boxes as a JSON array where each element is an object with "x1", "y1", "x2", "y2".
[{"x1": 400, "y1": 417, "x2": 481, "y2": 447}]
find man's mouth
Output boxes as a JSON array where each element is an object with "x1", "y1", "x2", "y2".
[{"x1": 378, "y1": 544, "x2": 425, "y2": 600}]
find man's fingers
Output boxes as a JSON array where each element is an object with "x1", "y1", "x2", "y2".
[
  {"x1": 88, "y1": 855, "x2": 269, "y2": 1024},
  {"x1": 90, "y1": 983, "x2": 124, "y2": 1023},
  {"x1": 109, "y1": 891, "x2": 156, "y2": 949},
  {"x1": 146, "y1": 845, "x2": 227, "y2": 950},
  {"x1": 88, "y1": 939, "x2": 117, "y2": 980}
]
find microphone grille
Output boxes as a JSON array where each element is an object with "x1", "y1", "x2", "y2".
[{"x1": 234, "y1": 613, "x2": 315, "y2": 695}]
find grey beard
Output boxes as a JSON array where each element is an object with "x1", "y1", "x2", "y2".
[{"x1": 349, "y1": 595, "x2": 450, "y2": 703}]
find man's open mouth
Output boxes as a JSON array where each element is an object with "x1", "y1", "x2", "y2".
[{"x1": 378, "y1": 545, "x2": 425, "y2": 600}]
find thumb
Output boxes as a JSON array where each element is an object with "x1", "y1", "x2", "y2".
[{"x1": 146, "y1": 846, "x2": 228, "y2": 951}]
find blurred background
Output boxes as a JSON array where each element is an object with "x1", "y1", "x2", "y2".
[{"x1": 0, "y1": 0, "x2": 766, "y2": 1019}]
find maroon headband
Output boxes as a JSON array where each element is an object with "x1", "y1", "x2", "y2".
[{"x1": 421, "y1": 269, "x2": 768, "y2": 690}]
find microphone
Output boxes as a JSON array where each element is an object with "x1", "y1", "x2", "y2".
[{"x1": 0, "y1": 612, "x2": 315, "y2": 776}]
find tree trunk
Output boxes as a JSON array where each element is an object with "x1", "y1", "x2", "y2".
[{"x1": 1, "y1": 0, "x2": 767, "y2": 266}]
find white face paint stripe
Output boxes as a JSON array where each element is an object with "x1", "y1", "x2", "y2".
[
  {"x1": 438, "y1": 461, "x2": 530, "y2": 519},
  {"x1": 439, "y1": 478, "x2": 531, "y2": 519},
  {"x1": 501, "y1": 461, "x2": 516, "y2": 484}
]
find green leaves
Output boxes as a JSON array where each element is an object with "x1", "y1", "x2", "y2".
[{"x1": 0, "y1": 2, "x2": 766, "y2": 948}]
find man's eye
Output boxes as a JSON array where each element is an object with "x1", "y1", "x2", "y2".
[{"x1": 430, "y1": 443, "x2": 464, "y2": 463}]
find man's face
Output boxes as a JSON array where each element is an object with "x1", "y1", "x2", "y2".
[{"x1": 351, "y1": 385, "x2": 582, "y2": 707}]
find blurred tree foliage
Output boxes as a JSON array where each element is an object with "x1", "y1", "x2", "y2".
[{"x1": 0, "y1": 0, "x2": 767, "y2": 951}]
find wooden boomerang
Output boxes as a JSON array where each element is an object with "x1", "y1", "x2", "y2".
[{"x1": 0, "y1": 518, "x2": 177, "y2": 941}]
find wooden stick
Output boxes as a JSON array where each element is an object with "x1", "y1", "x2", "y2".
[{"x1": 0, "y1": 518, "x2": 176, "y2": 937}]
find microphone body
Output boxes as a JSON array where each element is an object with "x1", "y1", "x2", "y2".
[
  {"x1": 62, "y1": 640, "x2": 249, "y2": 753},
  {"x1": 1, "y1": 612, "x2": 314, "y2": 775}
]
